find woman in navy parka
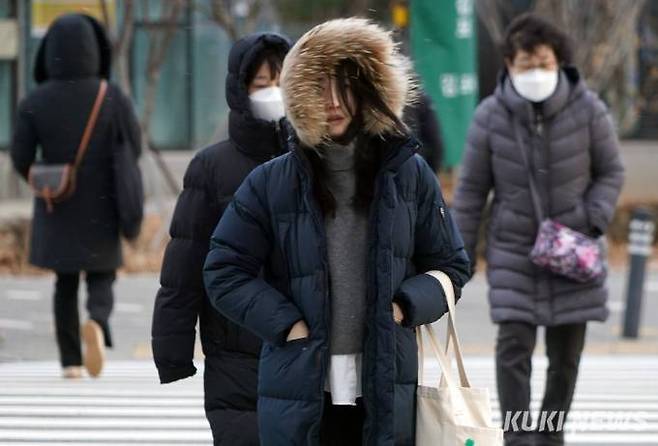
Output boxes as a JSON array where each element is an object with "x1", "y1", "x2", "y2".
[{"x1": 204, "y1": 18, "x2": 471, "y2": 445}]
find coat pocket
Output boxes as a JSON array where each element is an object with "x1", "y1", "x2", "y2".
[
  {"x1": 395, "y1": 324, "x2": 418, "y2": 383},
  {"x1": 258, "y1": 339, "x2": 321, "y2": 401}
]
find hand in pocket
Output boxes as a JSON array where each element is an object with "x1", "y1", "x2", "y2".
[
  {"x1": 286, "y1": 320, "x2": 310, "y2": 342},
  {"x1": 393, "y1": 302, "x2": 405, "y2": 325}
]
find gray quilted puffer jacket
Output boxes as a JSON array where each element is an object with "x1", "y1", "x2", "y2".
[{"x1": 454, "y1": 67, "x2": 624, "y2": 326}]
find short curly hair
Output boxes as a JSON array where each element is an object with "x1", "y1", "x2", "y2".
[{"x1": 502, "y1": 13, "x2": 573, "y2": 65}]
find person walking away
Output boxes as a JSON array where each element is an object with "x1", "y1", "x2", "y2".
[
  {"x1": 453, "y1": 13, "x2": 624, "y2": 446},
  {"x1": 10, "y1": 14, "x2": 142, "y2": 379},
  {"x1": 151, "y1": 33, "x2": 291, "y2": 445},
  {"x1": 203, "y1": 18, "x2": 471, "y2": 446}
]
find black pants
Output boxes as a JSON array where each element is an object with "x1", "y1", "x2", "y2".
[
  {"x1": 204, "y1": 355, "x2": 259, "y2": 446},
  {"x1": 319, "y1": 393, "x2": 365, "y2": 445},
  {"x1": 496, "y1": 322, "x2": 586, "y2": 446},
  {"x1": 54, "y1": 271, "x2": 115, "y2": 367}
]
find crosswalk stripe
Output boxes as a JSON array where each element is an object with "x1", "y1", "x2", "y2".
[
  {"x1": 0, "y1": 417, "x2": 209, "y2": 428},
  {"x1": 0, "y1": 397, "x2": 203, "y2": 406},
  {"x1": 0, "y1": 430, "x2": 213, "y2": 441},
  {"x1": 0, "y1": 406, "x2": 206, "y2": 417},
  {"x1": 1, "y1": 357, "x2": 657, "y2": 445}
]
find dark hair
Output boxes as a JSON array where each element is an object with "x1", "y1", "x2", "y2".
[
  {"x1": 245, "y1": 48, "x2": 285, "y2": 86},
  {"x1": 306, "y1": 59, "x2": 405, "y2": 217},
  {"x1": 502, "y1": 13, "x2": 573, "y2": 65},
  {"x1": 333, "y1": 59, "x2": 406, "y2": 136}
]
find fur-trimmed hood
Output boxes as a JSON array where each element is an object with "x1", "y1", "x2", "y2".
[{"x1": 280, "y1": 18, "x2": 414, "y2": 148}]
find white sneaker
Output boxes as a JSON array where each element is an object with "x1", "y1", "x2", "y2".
[{"x1": 62, "y1": 366, "x2": 83, "y2": 379}]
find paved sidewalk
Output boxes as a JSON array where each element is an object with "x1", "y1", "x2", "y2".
[{"x1": 0, "y1": 270, "x2": 656, "y2": 364}]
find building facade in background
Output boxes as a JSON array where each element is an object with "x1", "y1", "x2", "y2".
[{"x1": 2, "y1": 0, "x2": 658, "y2": 156}]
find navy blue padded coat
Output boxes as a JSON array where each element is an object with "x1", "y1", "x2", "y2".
[
  {"x1": 204, "y1": 18, "x2": 471, "y2": 446},
  {"x1": 203, "y1": 133, "x2": 470, "y2": 445}
]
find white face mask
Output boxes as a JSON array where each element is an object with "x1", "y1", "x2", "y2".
[
  {"x1": 249, "y1": 86, "x2": 285, "y2": 122},
  {"x1": 510, "y1": 69, "x2": 559, "y2": 103}
]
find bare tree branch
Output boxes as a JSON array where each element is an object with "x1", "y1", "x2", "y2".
[
  {"x1": 535, "y1": 0, "x2": 645, "y2": 91},
  {"x1": 99, "y1": 0, "x2": 110, "y2": 29},
  {"x1": 209, "y1": 0, "x2": 239, "y2": 41},
  {"x1": 207, "y1": 0, "x2": 266, "y2": 42},
  {"x1": 98, "y1": 0, "x2": 135, "y2": 95},
  {"x1": 477, "y1": 0, "x2": 646, "y2": 133},
  {"x1": 475, "y1": 0, "x2": 515, "y2": 46},
  {"x1": 114, "y1": 0, "x2": 135, "y2": 97},
  {"x1": 243, "y1": 1, "x2": 263, "y2": 35},
  {"x1": 141, "y1": 0, "x2": 184, "y2": 135},
  {"x1": 102, "y1": 0, "x2": 184, "y2": 196},
  {"x1": 139, "y1": 0, "x2": 185, "y2": 195}
]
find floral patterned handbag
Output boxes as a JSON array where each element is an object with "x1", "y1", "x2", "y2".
[{"x1": 513, "y1": 120, "x2": 605, "y2": 283}]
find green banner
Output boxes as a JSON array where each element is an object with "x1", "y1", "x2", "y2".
[{"x1": 410, "y1": 0, "x2": 478, "y2": 168}]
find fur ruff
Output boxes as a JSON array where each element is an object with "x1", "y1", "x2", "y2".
[{"x1": 280, "y1": 17, "x2": 415, "y2": 148}]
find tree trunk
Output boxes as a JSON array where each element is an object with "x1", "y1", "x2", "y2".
[
  {"x1": 140, "y1": 0, "x2": 184, "y2": 195},
  {"x1": 113, "y1": 0, "x2": 135, "y2": 97}
]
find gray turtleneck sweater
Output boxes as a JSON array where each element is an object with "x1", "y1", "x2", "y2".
[{"x1": 321, "y1": 142, "x2": 369, "y2": 355}]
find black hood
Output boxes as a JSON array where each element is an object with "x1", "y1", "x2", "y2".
[
  {"x1": 225, "y1": 32, "x2": 291, "y2": 160},
  {"x1": 225, "y1": 32, "x2": 290, "y2": 113},
  {"x1": 34, "y1": 14, "x2": 112, "y2": 83}
]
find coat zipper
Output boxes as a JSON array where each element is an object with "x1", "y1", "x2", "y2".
[
  {"x1": 533, "y1": 110, "x2": 555, "y2": 323},
  {"x1": 274, "y1": 120, "x2": 284, "y2": 158},
  {"x1": 295, "y1": 139, "x2": 416, "y2": 440},
  {"x1": 534, "y1": 112, "x2": 544, "y2": 137},
  {"x1": 299, "y1": 169, "x2": 331, "y2": 394},
  {"x1": 360, "y1": 171, "x2": 388, "y2": 439}
]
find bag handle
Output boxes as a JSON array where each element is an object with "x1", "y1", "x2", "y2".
[
  {"x1": 72, "y1": 80, "x2": 108, "y2": 170},
  {"x1": 418, "y1": 324, "x2": 459, "y2": 389},
  {"x1": 418, "y1": 324, "x2": 475, "y2": 424},
  {"x1": 417, "y1": 271, "x2": 471, "y2": 389},
  {"x1": 425, "y1": 271, "x2": 471, "y2": 388},
  {"x1": 512, "y1": 119, "x2": 544, "y2": 224}
]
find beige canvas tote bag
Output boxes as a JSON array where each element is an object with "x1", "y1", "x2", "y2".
[{"x1": 415, "y1": 271, "x2": 504, "y2": 446}]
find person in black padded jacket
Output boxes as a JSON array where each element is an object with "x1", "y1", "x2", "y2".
[
  {"x1": 151, "y1": 32, "x2": 290, "y2": 445},
  {"x1": 11, "y1": 14, "x2": 141, "y2": 380}
]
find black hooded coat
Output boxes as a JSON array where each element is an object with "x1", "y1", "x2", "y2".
[
  {"x1": 151, "y1": 33, "x2": 290, "y2": 445},
  {"x1": 10, "y1": 14, "x2": 141, "y2": 272}
]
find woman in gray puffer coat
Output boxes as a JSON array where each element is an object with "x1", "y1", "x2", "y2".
[{"x1": 453, "y1": 13, "x2": 624, "y2": 446}]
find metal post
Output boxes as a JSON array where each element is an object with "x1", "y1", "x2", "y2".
[{"x1": 622, "y1": 208, "x2": 656, "y2": 338}]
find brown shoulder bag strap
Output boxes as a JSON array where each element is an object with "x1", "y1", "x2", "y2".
[{"x1": 72, "y1": 80, "x2": 108, "y2": 169}]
